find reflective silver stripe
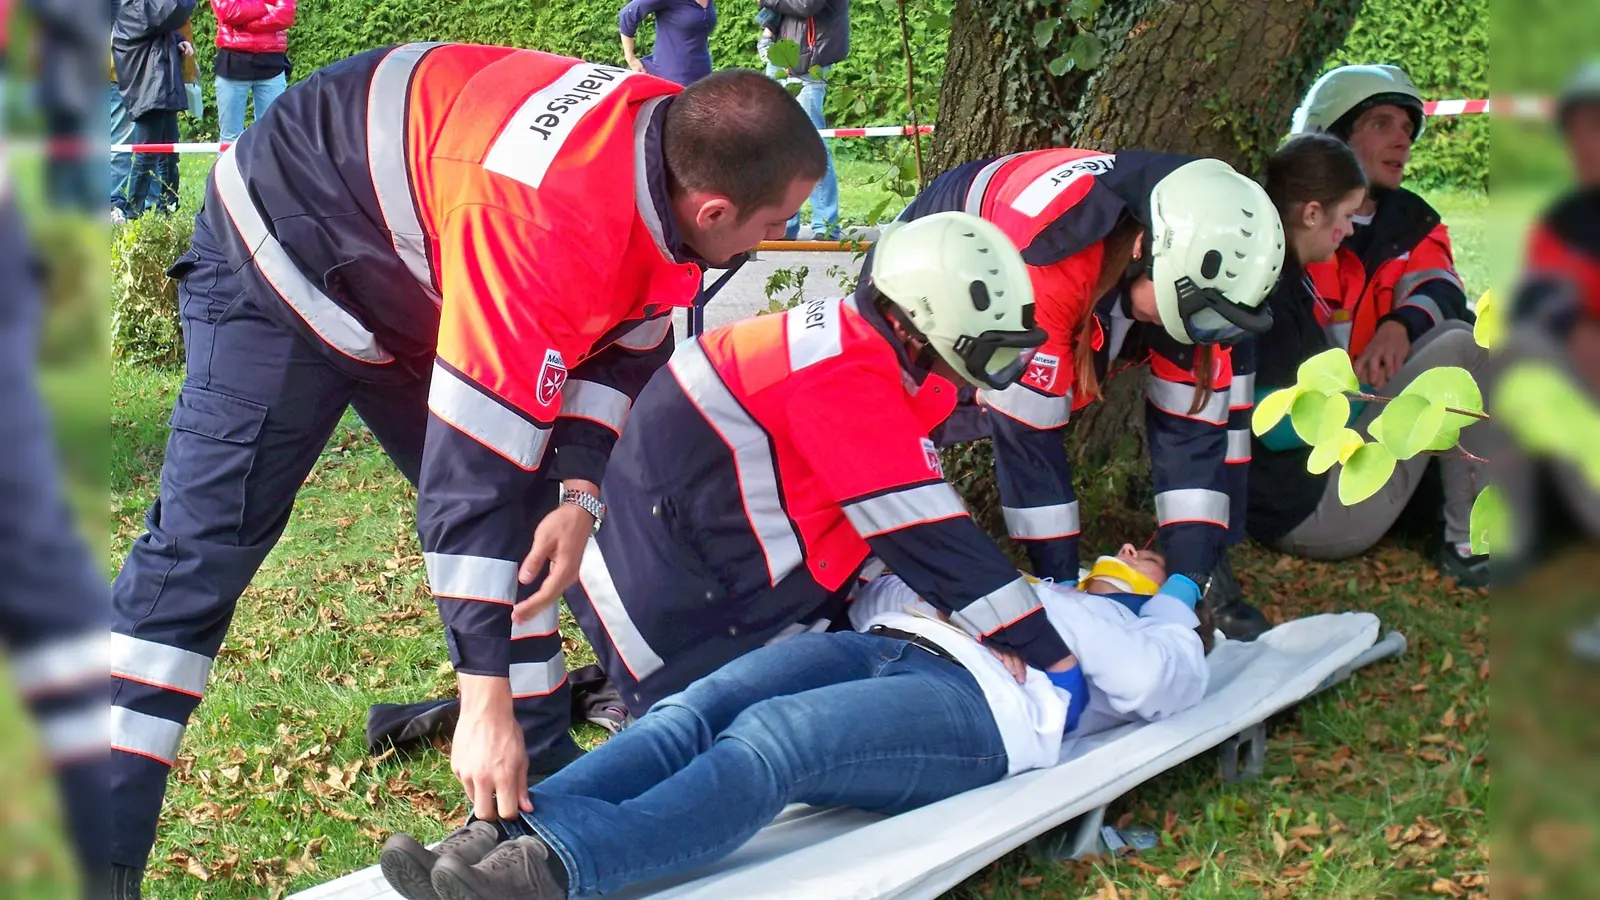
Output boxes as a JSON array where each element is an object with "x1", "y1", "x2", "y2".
[
  {"x1": 669, "y1": 340, "x2": 804, "y2": 584},
  {"x1": 111, "y1": 706, "x2": 186, "y2": 765},
  {"x1": 1155, "y1": 488, "x2": 1231, "y2": 526},
  {"x1": 1146, "y1": 377, "x2": 1228, "y2": 425},
  {"x1": 1226, "y1": 429, "x2": 1252, "y2": 463},
  {"x1": 9, "y1": 633, "x2": 106, "y2": 696},
  {"x1": 615, "y1": 315, "x2": 673, "y2": 352},
  {"x1": 110, "y1": 634, "x2": 212, "y2": 697},
  {"x1": 982, "y1": 382, "x2": 1071, "y2": 429},
  {"x1": 428, "y1": 362, "x2": 551, "y2": 470},
  {"x1": 368, "y1": 42, "x2": 444, "y2": 304},
  {"x1": 964, "y1": 153, "x2": 1024, "y2": 214},
  {"x1": 213, "y1": 148, "x2": 395, "y2": 364},
  {"x1": 950, "y1": 577, "x2": 1041, "y2": 637},
  {"x1": 425, "y1": 552, "x2": 519, "y2": 605},
  {"x1": 1393, "y1": 267, "x2": 1463, "y2": 308},
  {"x1": 1228, "y1": 373, "x2": 1256, "y2": 410},
  {"x1": 510, "y1": 655, "x2": 568, "y2": 698},
  {"x1": 40, "y1": 706, "x2": 108, "y2": 761},
  {"x1": 1002, "y1": 501, "x2": 1080, "y2": 540},
  {"x1": 560, "y1": 380, "x2": 631, "y2": 434},
  {"x1": 633, "y1": 96, "x2": 675, "y2": 260},
  {"x1": 511, "y1": 603, "x2": 559, "y2": 639},
  {"x1": 842, "y1": 483, "x2": 968, "y2": 538},
  {"x1": 1398, "y1": 294, "x2": 1445, "y2": 326},
  {"x1": 578, "y1": 538, "x2": 664, "y2": 681}
]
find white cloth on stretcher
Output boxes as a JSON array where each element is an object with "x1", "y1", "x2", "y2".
[{"x1": 290, "y1": 612, "x2": 1380, "y2": 900}]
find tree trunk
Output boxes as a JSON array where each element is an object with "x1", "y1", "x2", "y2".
[{"x1": 931, "y1": 0, "x2": 1364, "y2": 462}]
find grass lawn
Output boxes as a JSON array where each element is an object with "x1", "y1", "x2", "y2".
[{"x1": 13, "y1": 171, "x2": 1583, "y2": 898}]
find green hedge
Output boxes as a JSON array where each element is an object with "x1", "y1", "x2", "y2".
[
  {"x1": 1325, "y1": 0, "x2": 1488, "y2": 192},
  {"x1": 184, "y1": 0, "x2": 1483, "y2": 187},
  {"x1": 184, "y1": 0, "x2": 951, "y2": 157}
]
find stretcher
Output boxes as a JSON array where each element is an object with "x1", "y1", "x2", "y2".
[{"x1": 292, "y1": 612, "x2": 1397, "y2": 900}]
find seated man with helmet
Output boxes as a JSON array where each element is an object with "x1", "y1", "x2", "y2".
[
  {"x1": 1250, "y1": 64, "x2": 1488, "y2": 587},
  {"x1": 375, "y1": 207, "x2": 1213, "y2": 895}
]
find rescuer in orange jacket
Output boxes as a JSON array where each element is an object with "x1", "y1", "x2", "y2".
[
  {"x1": 1503, "y1": 60, "x2": 1600, "y2": 589},
  {"x1": 892, "y1": 149, "x2": 1285, "y2": 640},
  {"x1": 539, "y1": 212, "x2": 1075, "y2": 718},
  {"x1": 1290, "y1": 65, "x2": 1475, "y2": 385},
  {"x1": 107, "y1": 43, "x2": 827, "y2": 897}
]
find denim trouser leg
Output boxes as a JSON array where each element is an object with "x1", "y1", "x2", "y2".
[
  {"x1": 528, "y1": 632, "x2": 1009, "y2": 897},
  {"x1": 117, "y1": 111, "x2": 179, "y2": 218},
  {"x1": 219, "y1": 73, "x2": 290, "y2": 143},
  {"x1": 794, "y1": 77, "x2": 840, "y2": 237},
  {"x1": 109, "y1": 84, "x2": 135, "y2": 205}
]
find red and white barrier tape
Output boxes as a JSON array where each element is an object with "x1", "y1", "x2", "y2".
[{"x1": 19, "y1": 97, "x2": 1555, "y2": 155}]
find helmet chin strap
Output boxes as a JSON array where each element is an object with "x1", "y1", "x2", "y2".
[{"x1": 874, "y1": 291, "x2": 941, "y2": 374}]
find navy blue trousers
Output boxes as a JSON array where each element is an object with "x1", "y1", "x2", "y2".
[
  {"x1": 0, "y1": 201, "x2": 108, "y2": 877},
  {"x1": 109, "y1": 216, "x2": 575, "y2": 869}
]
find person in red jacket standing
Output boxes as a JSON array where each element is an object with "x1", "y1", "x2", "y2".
[{"x1": 212, "y1": 0, "x2": 294, "y2": 142}]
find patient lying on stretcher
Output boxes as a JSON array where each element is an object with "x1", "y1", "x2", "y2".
[{"x1": 379, "y1": 552, "x2": 1214, "y2": 900}]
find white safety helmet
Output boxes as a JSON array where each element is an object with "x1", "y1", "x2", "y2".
[
  {"x1": 1559, "y1": 59, "x2": 1600, "y2": 126},
  {"x1": 1291, "y1": 64, "x2": 1427, "y2": 141},
  {"x1": 869, "y1": 211, "x2": 1047, "y2": 390},
  {"x1": 1145, "y1": 158, "x2": 1284, "y2": 345}
]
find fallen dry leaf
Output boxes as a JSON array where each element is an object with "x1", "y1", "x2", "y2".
[
  {"x1": 1174, "y1": 856, "x2": 1204, "y2": 875},
  {"x1": 1017, "y1": 875, "x2": 1043, "y2": 888},
  {"x1": 1441, "y1": 705, "x2": 1458, "y2": 729},
  {"x1": 1272, "y1": 831, "x2": 1288, "y2": 858},
  {"x1": 1290, "y1": 824, "x2": 1324, "y2": 839},
  {"x1": 1155, "y1": 874, "x2": 1186, "y2": 888},
  {"x1": 1440, "y1": 651, "x2": 1454, "y2": 672},
  {"x1": 1432, "y1": 877, "x2": 1466, "y2": 897}
]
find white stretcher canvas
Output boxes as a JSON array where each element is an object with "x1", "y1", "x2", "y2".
[{"x1": 291, "y1": 612, "x2": 1382, "y2": 900}]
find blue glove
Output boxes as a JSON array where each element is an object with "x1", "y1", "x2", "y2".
[
  {"x1": 1047, "y1": 665, "x2": 1089, "y2": 733},
  {"x1": 1155, "y1": 574, "x2": 1202, "y2": 611}
]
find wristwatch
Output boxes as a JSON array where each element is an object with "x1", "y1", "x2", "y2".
[{"x1": 561, "y1": 487, "x2": 606, "y2": 533}]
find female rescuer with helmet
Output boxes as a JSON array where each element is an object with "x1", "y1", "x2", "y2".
[{"x1": 884, "y1": 149, "x2": 1286, "y2": 640}]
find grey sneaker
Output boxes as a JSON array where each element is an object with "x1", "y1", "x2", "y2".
[
  {"x1": 431, "y1": 836, "x2": 567, "y2": 900},
  {"x1": 381, "y1": 820, "x2": 502, "y2": 900}
]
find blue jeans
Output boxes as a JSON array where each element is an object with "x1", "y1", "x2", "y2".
[
  {"x1": 216, "y1": 73, "x2": 287, "y2": 142},
  {"x1": 760, "y1": 45, "x2": 840, "y2": 239},
  {"x1": 108, "y1": 83, "x2": 158, "y2": 209},
  {"x1": 114, "y1": 111, "x2": 180, "y2": 219},
  {"x1": 525, "y1": 631, "x2": 1008, "y2": 897}
]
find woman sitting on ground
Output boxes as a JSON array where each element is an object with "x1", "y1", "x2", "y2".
[
  {"x1": 1246, "y1": 134, "x2": 1490, "y2": 588},
  {"x1": 378, "y1": 549, "x2": 1212, "y2": 900}
]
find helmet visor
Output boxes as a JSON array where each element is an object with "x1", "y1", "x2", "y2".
[
  {"x1": 1175, "y1": 278, "x2": 1274, "y2": 346},
  {"x1": 956, "y1": 328, "x2": 1049, "y2": 389}
]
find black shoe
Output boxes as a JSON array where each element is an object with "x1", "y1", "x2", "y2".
[
  {"x1": 381, "y1": 821, "x2": 504, "y2": 900},
  {"x1": 110, "y1": 864, "x2": 142, "y2": 900},
  {"x1": 1196, "y1": 553, "x2": 1271, "y2": 641},
  {"x1": 1209, "y1": 599, "x2": 1272, "y2": 642},
  {"x1": 431, "y1": 836, "x2": 568, "y2": 900},
  {"x1": 1438, "y1": 543, "x2": 1490, "y2": 589}
]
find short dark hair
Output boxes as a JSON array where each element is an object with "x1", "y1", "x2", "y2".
[
  {"x1": 1265, "y1": 134, "x2": 1368, "y2": 251},
  {"x1": 663, "y1": 69, "x2": 828, "y2": 218}
]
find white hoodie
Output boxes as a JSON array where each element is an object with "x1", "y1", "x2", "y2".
[{"x1": 847, "y1": 576, "x2": 1209, "y2": 776}]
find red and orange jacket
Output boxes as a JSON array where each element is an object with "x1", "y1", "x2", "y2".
[
  {"x1": 1305, "y1": 188, "x2": 1470, "y2": 357},
  {"x1": 212, "y1": 0, "x2": 294, "y2": 54},
  {"x1": 567, "y1": 295, "x2": 1071, "y2": 709},
  {"x1": 1514, "y1": 189, "x2": 1600, "y2": 329},
  {"x1": 199, "y1": 43, "x2": 705, "y2": 676}
]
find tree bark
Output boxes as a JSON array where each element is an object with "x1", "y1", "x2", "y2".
[{"x1": 931, "y1": 0, "x2": 1364, "y2": 461}]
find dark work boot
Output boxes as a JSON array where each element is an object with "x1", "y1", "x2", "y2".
[
  {"x1": 431, "y1": 836, "x2": 569, "y2": 900},
  {"x1": 110, "y1": 864, "x2": 142, "y2": 900},
  {"x1": 1201, "y1": 552, "x2": 1271, "y2": 642},
  {"x1": 381, "y1": 821, "x2": 504, "y2": 900}
]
